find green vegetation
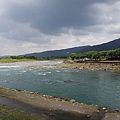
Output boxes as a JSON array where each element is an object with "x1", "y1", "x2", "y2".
[
  {"x1": 0, "y1": 55, "x2": 67, "y2": 63},
  {"x1": 10, "y1": 55, "x2": 37, "y2": 60},
  {"x1": 31, "y1": 56, "x2": 67, "y2": 60},
  {"x1": 10, "y1": 55, "x2": 67, "y2": 60},
  {"x1": 0, "y1": 104, "x2": 45, "y2": 120},
  {"x1": 68, "y1": 48, "x2": 120, "y2": 60},
  {"x1": 0, "y1": 87, "x2": 7, "y2": 92},
  {"x1": 0, "y1": 57, "x2": 36, "y2": 63}
]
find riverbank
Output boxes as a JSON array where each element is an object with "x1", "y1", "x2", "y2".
[
  {"x1": 0, "y1": 87, "x2": 120, "y2": 120},
  {"x1": 54, "y1": 60, "x2": 120, "y2": 72},
  {"x1": 0, "y1": 87, "x2": 97, "y2": 120}
]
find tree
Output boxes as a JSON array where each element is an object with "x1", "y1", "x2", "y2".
[
  {"x1": 99, "y1": 51, "x2": 107, "y2": 59},
  {"x1": 107, "y1": 50, "x2": 116, "y2": 57},
  {"x1": 69, "y1": 53, "x2": 78, "y2": 60},
  {"x1": 92, "y1": 52, "x2": 100, "y2": 60},
  {"x1": 85, "y1": 51, "x2": 96, "y2": 59},
  {"x1": 100, "y1": 51, "x2": 107, "y2": 57},
  {"x1": 115, "y1": 48, "x2": 120, "y2": 57}
]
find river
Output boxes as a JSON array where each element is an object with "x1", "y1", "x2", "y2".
[{"x1": 0, "y1": 60, "x2": 120, "y2": 110}]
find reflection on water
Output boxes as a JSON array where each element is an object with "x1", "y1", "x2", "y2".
[{"x1": 0, "y1": 60, "x2": 120, "y2": 110}]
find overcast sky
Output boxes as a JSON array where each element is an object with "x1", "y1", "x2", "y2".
[{"x1": 0, "y1": 0, "x2": 120, "y2": 56}]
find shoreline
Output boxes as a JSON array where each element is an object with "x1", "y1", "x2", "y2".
[
  {"x1": 0, "y1": 87, "x2": 97, "y2": 120},
  {"x1": 0, "y1": 87, "x2": 120, "y2": 120},
  {"x1": 0, "y1": 87, "x2": 97, "y2": 113},
  {"x1": 54, "y1": 60, "x2": 120, "y2": 73}
]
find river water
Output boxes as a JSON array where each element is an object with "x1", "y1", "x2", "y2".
[{"x1": 0, "y1": 60, "x2": 120, "y2": 110}]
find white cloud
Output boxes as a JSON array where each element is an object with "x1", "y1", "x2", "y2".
[{"x1": 105, "y1": 23, "x2": 120, "y2": 35}]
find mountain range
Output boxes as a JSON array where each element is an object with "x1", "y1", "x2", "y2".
[{"x1": 23, "y1": 38, "x2": 120, "y2": 58}]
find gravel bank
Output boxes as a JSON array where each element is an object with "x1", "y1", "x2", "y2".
[{"x1": 54, "y1": 60, "x2": 120, "y2": 72}]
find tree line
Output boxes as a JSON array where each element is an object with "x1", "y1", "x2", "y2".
[
  {"x1": 68, "y1": 48, "x2": 120, "y2": 60},
  {"x1": 10, "y1": 56, "x2": 37, "y2": 60},
  {"x1": 10, "y1": 55, "x2": 67, "y2": 60}
]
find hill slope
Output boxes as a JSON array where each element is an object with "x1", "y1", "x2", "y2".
[{"x1": 23, "y1": 38, "x2": 120, "y2": 58}]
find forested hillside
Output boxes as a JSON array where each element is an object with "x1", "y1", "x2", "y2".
[{"x1": 22, "y1": 38, "x2": 120, "y2": 58}]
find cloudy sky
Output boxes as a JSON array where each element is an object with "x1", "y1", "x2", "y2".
[{"x1": 0, "y1": 0, "x2": 120, "y2": 56}]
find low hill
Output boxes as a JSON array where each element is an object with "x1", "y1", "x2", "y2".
[{"x1": 23, "y1": 38, "x2": 120, "y2": 58}]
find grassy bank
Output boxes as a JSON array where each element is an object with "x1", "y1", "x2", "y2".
[
  {"x1": 0, "y1": 88, "x2": 45, "y2": 120},
  {"x1": 0, "y1": 58, "x2": 36, "y2": 63},
  {"x1": 0, "y1": 104, "x2": 45, "y2": 120}
]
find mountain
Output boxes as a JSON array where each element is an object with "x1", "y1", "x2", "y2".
[{"x1": 23, "y1": 38, "x2": 120, "y2": 58}]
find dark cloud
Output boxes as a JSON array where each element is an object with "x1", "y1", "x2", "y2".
[
  {"x1": 0, "y1": 17, "x2": 16, "y2": 32},
  {"x1": 3, "y1": 0, "x2": 119, "y2": 35},
  {"x1": 0, "y1": 0, "x2": 120, "y2": 56}
]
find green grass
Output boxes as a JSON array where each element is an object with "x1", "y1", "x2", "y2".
[
  {"x1": 0, "y1": 104, "x2": 45, "y2": 120},
  {"x1": 0, "y1": 87, "x2": 7, "y2": 92},
  {"x1": 0, "y1": 58, "x2": 36, "y2": 63}
]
